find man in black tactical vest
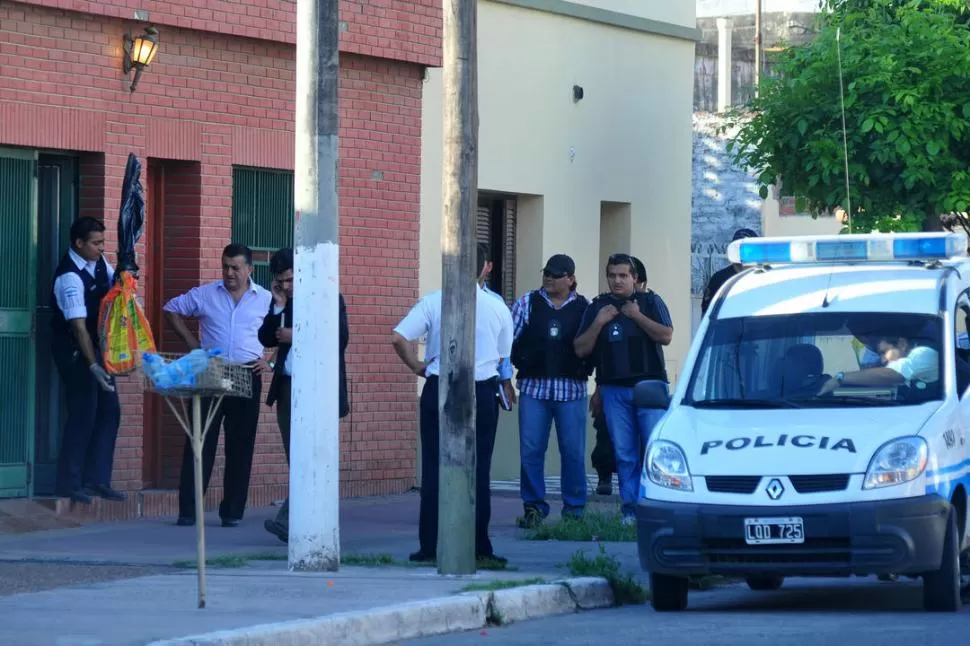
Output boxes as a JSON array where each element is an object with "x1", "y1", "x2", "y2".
[
  {"x1": 510, "y1": 254, "x2": 592, "y2": 529},
  {"x1": 574, "y1": 253, "x2": 673, "y2": 524},
  {"x1": 589, "y1": 256, "x2": 649, "y2": 496},
  {"x1": 49, "y1": 216, "x2": 126, "y2": 504}
]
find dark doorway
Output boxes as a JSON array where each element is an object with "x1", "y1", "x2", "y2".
[
  {"x1": 143, "y1": 159, "x2": 203, "y2": 488},
  {"x1": 477, "y1": 192, "x2": 517, "y2": 304},
  {"x1": 32, "y1": 153, "x2": 79, "y2": 495}
]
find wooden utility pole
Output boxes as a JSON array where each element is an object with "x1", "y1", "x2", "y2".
[
  {"x1": 289, "y1": 0, "x2": 341, "y2": 571},
  {"x1": 754, "y1": 0, "x2": 762, "y2": 96},
  {"x1": 437, "y1": 0, "x2": 479, "y2": 576}
]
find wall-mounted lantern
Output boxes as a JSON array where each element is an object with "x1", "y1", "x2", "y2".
[{"x1": 122, "y1": 26, "x2": 160, "y2": 92}]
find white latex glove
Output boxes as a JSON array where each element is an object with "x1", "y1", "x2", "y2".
[{"x1": 89, "y1": 364, "x2": 116, "y2": 392}]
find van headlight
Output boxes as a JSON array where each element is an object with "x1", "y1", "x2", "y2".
[
  {"x1": 647, "y1": 440, "x2": 693, "y2": 492},
  {"x1": 863, "y1": 436, "x2": 928, "y2": 490}
]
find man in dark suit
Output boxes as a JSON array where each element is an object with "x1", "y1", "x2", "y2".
[{"x1": 259, "y1": 247, "x2": 350, "y2": 543}]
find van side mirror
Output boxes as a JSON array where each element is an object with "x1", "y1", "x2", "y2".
[{"x1": 633, "y1": 380, "x2": 671, "y2": 410}]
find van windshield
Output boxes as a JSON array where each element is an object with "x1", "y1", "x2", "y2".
[{"x1": 685, "y1": 312, "x2": 944, "y2": 409}]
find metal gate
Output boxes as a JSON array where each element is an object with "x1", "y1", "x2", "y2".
[{"x1": 0, "y1": 147, "x2": 38, "y2": 498}]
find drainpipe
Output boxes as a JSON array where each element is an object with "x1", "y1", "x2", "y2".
[{"x1": 754, "y1": 0, "x2": 762, "y2": 97}]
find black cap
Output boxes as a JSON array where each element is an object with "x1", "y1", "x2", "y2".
[
  {"x1": 543, "y1": 254, "x2": 575, "y2": 276},
  {"x1": 732, "y1": 227, "x2": 758, "y2": 241}
]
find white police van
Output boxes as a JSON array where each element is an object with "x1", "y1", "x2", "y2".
[{"x1": 635, "y1": 232, "x2": 970, "y2": 613}]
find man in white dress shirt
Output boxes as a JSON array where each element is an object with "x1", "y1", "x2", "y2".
[
  {"x1": 164, "y1": 243, "x2": 272, "y2": 528},
  {"x1": 392, "y1": 243, "x2": 514, "y2": 564},
  {"x1": 49, "y1": 217, "x2": 125, "y2": 504}
]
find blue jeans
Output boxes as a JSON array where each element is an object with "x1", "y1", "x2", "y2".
[
  {"x1": 600, "y1": 381, "x2": 667, "y2": 517},
  {"x1": 518, "y1": 393, "x2": 588, "y2": 518}
]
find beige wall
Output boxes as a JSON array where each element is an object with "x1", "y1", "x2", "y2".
[
  {"x1": 762, "y1": 187, "x2": 842, "y2": 237},
  {"x1": 418, "y1": 0, "x2": 696, "y2": 483}
]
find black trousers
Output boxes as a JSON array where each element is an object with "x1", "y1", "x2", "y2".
[
  {"x1": 53, "y1": 350, "x2": 121, "y2": 494},
  {"x1": 177, "y1": 371, "x2": 262, "y2": 521},
  {"x1": 418, "y1": 375, "x2": 499, "y2": 557},
  {"x1": 590, "y1": 409, "x2": 615, "y2": 477}
]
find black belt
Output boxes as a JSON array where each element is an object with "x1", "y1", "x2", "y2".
[{"x1": 425, "y1": 374, "x2": 498, "y2": 385}]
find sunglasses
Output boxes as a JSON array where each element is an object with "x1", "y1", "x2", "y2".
[{"x1": 542, "y1": 269, "x2": 569, "y2": 279}]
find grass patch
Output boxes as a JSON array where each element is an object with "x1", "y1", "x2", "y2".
[
  {"x1": 173, "y1": 555, "x2": 251, "y2": 569},
  {"x1": 460, "y1": 577, "x2": 546, "y2": 593},
  {"x1": 172, "y1": 552, "x2": 288, "y2": 569},
  {"x1": 342, "y1": 553, "x2": 397, "y2": 567},
  {"x1": 565, "y1": 545, "x2": 648, "y2": 605},
  {"x1": 524, "y1": 510, "x2": 636, "y2": 542}
]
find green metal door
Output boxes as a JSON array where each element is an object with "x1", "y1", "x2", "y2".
[{"x1": 0, "y1": 147, "x2": 37, "y2": 498}]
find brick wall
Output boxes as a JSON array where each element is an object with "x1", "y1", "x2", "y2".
[
  {"x1": 0, "y1": 0, "x2": 431, "y2": 512},
  {"x1": 19, "y1": 0, "x2": 442, "y2": 67}
]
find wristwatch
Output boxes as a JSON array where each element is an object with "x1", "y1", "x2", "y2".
[{"x1": 835, "y1": 371, "x2": 845, "y2": 385}]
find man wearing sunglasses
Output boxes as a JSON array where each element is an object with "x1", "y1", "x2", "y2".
[
  {"x1": 510, "y1": 254, "x2": 593, "y2": 529},
  {"x1": 574, "y1": 253, "x2": 673, "y2": 525}
]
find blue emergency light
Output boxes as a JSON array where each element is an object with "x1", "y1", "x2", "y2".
[{"x1": 726, "y1": 232, "x2": 969, "y2": 266}]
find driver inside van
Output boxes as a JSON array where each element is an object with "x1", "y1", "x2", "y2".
[{"x1": 817, "y1": 335, "x2": 939, "y2": 396}]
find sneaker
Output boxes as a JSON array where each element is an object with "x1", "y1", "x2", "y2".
[
  {"x1": 622, "y1": 515, "x2": 636, "y2": 527},
  {"x1": 878, "y1": 573, "x2": 899, "y2": 582},
  {"x1": 516, "y1": 507, "x2": 543, "y2": 529}
]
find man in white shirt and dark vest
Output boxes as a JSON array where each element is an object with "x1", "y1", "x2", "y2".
[
  {"x1": 163, "y1": 243, "x2": 272, "y2": 528},
  {"x1": 391, "y1": 243, "x2": 514, "y2": 564},
  {"x1": 50, "y1": 216, "x2": 125, "y2": 504}
]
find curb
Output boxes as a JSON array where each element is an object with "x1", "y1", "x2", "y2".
[{"x1": 147, "y1": 577, "x2": 614, "y2": 646}]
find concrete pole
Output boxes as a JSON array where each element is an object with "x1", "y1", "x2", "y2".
[
  {"x1": 754, "y1": 0, "x2": 763, "y2": 97},
  {"x1": 289, "y1": 0, "x2": 341, "y2": 572},
  {"x1": 717, "y1": 17, "x2": 733, "y2": 112},
  {"x1": 437, "y1": 0, "x2": 479, "y2": 576}
]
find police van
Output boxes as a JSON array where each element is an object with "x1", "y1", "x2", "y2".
[{"x1": 634, "y1": 232, "x2": 970, "y2": 613}]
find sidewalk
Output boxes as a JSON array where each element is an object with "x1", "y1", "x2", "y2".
[{"x1": 0, "y1": 492, "x2": 638, "y2": 646}]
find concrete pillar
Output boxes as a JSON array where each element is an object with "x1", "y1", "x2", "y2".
[{"x1": 717, "y1": 17, "x2": 733, "y2": 112}]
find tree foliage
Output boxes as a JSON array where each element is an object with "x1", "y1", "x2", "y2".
[{"x1": 724, "y1": 0, "x2": 970, "y2": 232}]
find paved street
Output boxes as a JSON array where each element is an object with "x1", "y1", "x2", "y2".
[{"x1": 399, "y1": 577, "x2": 969, "y2": 646}]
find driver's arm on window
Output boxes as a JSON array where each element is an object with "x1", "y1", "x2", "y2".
[{"x1": 829, "y1": 346, "x2": 939, "y2": 390}]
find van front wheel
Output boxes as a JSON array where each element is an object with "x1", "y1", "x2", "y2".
[{"x1": 923, "y1": 508, "x2": 962, "y2": 612}]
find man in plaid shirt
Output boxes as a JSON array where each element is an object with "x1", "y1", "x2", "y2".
[{"x1": 510, "y1": 254, "x2": 593, "y2": 528}]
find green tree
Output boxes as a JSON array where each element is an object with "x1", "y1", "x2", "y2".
[{"x1": 725, "y1": 0, "x2": 970, "y2": 232}]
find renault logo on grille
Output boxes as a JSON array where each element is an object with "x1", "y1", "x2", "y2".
[{"x1": 766, "y1": 478, "x2": 785, "y2": 500}]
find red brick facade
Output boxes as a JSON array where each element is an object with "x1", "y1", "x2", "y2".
[{"x1": 0, "y1": 0, "x2": 440, "y2": 519}]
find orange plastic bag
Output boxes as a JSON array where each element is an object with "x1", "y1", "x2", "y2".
[{"x1": 98, "y1": 271, "x2": 157, "y2": 375}]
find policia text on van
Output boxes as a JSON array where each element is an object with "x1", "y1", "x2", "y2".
[{"x1": 634, "y1": 232, "x2": 970, "y2": 614}]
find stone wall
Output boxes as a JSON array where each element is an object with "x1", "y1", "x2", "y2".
[{"x1": 691, "y1": 113, "x2": 762, "y2": 296}]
